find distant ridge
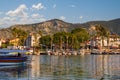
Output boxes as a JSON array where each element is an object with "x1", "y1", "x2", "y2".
[{"x1": 0, "y1": 18, "x2": 120, "y2": 39}]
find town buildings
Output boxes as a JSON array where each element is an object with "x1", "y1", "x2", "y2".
[
  {"x1": 0, "y1": 32, "x2": 41, "y2": 50},
  {"x1": 90, "y1": 34, "x2": 120, "y2": 49}
]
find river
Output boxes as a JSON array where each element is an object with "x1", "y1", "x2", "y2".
[{"x1": 0, "y1": 55, "x2": 120, "y2": 80}]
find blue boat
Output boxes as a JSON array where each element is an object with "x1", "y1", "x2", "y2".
[{"x1": 0, "y1": 49, "x2": 28, "y2": 66}]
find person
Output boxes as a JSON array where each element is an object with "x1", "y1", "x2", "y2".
[{"x1": 18, "y1": 53, "x2": 21, "y2": 57}]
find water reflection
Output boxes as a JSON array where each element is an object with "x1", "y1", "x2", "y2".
[
  {"x1": 0, "y1": 64, "x2": 28, "y2": 80},
  {"x1": 90, "y1": 55, "x2": 120, "y2": 80},
  {"x1": 39, "y1": 55, "x2": 86, "y2": 80},
  {"x1": 0, "y1": 55, "x2": 120, "y2": 80},
  {"x1": 29, "y1": 55, "x2": 41, "y2": 80},
  {"x1": 38, "y1": 55, "x2": 120, "y2": 80}
]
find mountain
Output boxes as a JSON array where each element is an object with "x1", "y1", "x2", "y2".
[
  {"x1": 10, "y1": 19, "x2": 75, "y2": 34},
  {"x1": 0, "y1": 18, "x2": 120, "y2": 39},
  {"x1": 81, "y1": 18, "x2": 120, "y2": 34}
]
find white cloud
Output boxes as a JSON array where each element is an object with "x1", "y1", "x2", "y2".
[
  {"x1": 0, "y1": 22, "x2": 2, "y2": 25},
  {"x1": 2, "y1": 17, "x2": 16, "y2": 22},
  {"x1": 39, "y1": 18, "x2": 46, "y2": 22},
  {"x1": 3, "y1": 17, "x2": 10, "y2": 20},
  {"x1": 31, "y1": 13, "x2": 46, "y2": 22},
  {"x1": 31, "y1": 13, "x2": 43, "y2": 18},
  {"x1": 6, "y1": 4, "x2": 28, "y2": 18},
  {"x1": 0, "y1": 13, "x2": 46, "y2": 27},
  {"x1": 79, "y1": 16, "x2": 83, "y2": 19},
  {"x1": 32, "y1": 3, "x2": 45, "y2": 10},
  {"x1": 1, "y1": 3, "x2": 47, "y2": 28},
  {"x1": 0, "y1": 16, "x2": 18, "y2": 28},
  {"x1": 70, "y1": 5, "x2": 76, "y2": 8},
  {"x1": 59, "y1": 16, "x2": 66, "y2": 20},
  {"x1": 53, "y1": 4, "x2": 56, "y2": 8},
  {"x1": 31, "y1": 13, "x2": 40, "y2": 18}
]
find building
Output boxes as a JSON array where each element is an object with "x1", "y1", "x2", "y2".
[
  {"x1": 109, "y1": 34, "x2": 120, "y2": 48},
  {"x1": 9, "y1": 38, "x2": 20, "y2": 46},
  {"x1": 0, "y1": 39, "x2": 10, "y2": 48},
  {"x1": 0, "y1": 40, "x2": 2, "y2": 47},
  {"x1": 25, "y1": 33, "x2": 41, "y2": 47},
  {"x1": 90, "y1": 34, "x2": 120, "y2": 49}
]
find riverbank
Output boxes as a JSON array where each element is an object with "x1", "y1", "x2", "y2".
[
  {"x1": 40, "y1": 49, "x2": 91, "y2": 55},
  {"x1": 7, "y1": 47, "x2": 119, "y2": 55},
  {"x1": 91, "y1": 49, "x2": 120, "y2": 55},
  {"x1": 39, "y1": 49, "x2": 120, "y2": 55}
]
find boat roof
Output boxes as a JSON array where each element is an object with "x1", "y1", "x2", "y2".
[{"x1": 0, "y1": 49, "x2": 28, "y2": 53}]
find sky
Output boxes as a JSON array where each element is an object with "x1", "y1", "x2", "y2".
[{"x1": 0, "y1": 0, "x2": 120, "y2": 28}]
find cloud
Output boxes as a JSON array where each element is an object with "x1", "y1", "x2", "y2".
[
  {"x1": 53, "y1": 4, "x2": 56, "y2": 8},
  {"x1": 31, "y1": 13, "x2": 46, "y2": 22},
  {"x1": 32, "y1": 3, "x2": 45, "y2": 10},
  {"x1": 0, "y1": 16, "x2": 18, "y2": 28},
  {"x1": 31, "y1": 13, "x2": 40, "y2": 18},
  {"x1": 59, "y1": 16, "x2": 66, "y2": 20},
  {"x1": 79, "y1": 16, "x2": 83, "y2": 19},
  {"x1": 3, "y1": 17, "x2": 11, "y2": 21},
  {"x1": 2, "y1": 17, "x2": 16, "y2": 23},
  {"x1": 6, "y1": 4, "x2": 28, "y2": 18},
  {"x1": 1, "y1": 3, "x2": 47, "y2": 27},
  {"x1": 70, "y1": 5, "x2": 76, "y2": 8},
  {"x1": 0, "y1": 13, "x2": 46, "y2": 27},
  {"x1": 39, "y1": 18, "x2": 46, "y2": 22},
  {"x1": 0, "y1": 22, "x2": 3, "y2": 26},
  {"x1": 31, "y1": 13, "x2": 43, "y2": 18}
]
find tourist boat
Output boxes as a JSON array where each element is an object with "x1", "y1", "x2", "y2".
[{"x1": 0, "y1": 49, "x2": 28, "y2": 66}]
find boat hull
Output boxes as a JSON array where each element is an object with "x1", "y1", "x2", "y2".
[
  {"x1": 0, "y1": 56, "x2": 27, "y2": 66},
  {"x1": 0, "y1": 62, "x2": 26, "y2": 66}
]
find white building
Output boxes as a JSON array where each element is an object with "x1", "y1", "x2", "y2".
[
  {"x1": 0, "y1": 40, "x2": 2, "y2": 47},
  {"x1": 25, "y1": 33, "x2": 41, "y2": 47},
  {"x1": 90, "y1": 34, "x2": 120, "y2": 49}
]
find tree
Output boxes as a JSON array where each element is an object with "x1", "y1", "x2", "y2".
[
  {"x1": 12, "y1": 28, "x2": 28, "y2": 46},
  {"x1": 53, "y1": 32, "x2": 66, "y2": 49},
  {"x1": 39, "y1": 28, "x2": 90, "y2": 50},
  {"x1": 70, "y1": 34, "x2": 79, "y2": 49},
  {"x1": 65, "y1": 33, "x2": 70, "y2": 49},
  {"x1": 12, "y1": 28, "x2": 19, "y2": 38},
  {"x1": 40, "y1": 35, "x2": 51, "y2": 49},
  {"x1": 71, "y1": 28, "x2": 90, "y2": 49},
  {"x1": 50, "y1": 35, "x2": 53, "y2": 50}
]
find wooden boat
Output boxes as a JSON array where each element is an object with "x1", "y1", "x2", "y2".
[{"x1": 0, "y1": 49, "x2": 28, "y2": 66}]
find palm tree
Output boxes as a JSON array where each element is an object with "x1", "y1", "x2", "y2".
[
  {"x1": 65, "y1": 33, "x2": 69, "y2": 50},
  {"x1": 50, "y1": 35, "x2": 53, "y2": 50},
  {"x1": 60, "y1": 36, "x2": 63, "y2": 50},
  {"x1": 70, "y1": 34, "x2": 79, "y2": 50}
]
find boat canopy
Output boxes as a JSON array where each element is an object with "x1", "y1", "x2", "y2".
[{"x1": 0, "y1": 49, "x2": 28, "y2": 56}]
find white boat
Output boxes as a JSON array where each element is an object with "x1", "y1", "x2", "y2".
[{"x1": 0, "y1": 49, "x2": 28, "y2": 66}]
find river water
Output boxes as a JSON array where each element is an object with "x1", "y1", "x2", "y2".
[{"x1": 0, "y1": 55, "x2": 120, "y2": 80}]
